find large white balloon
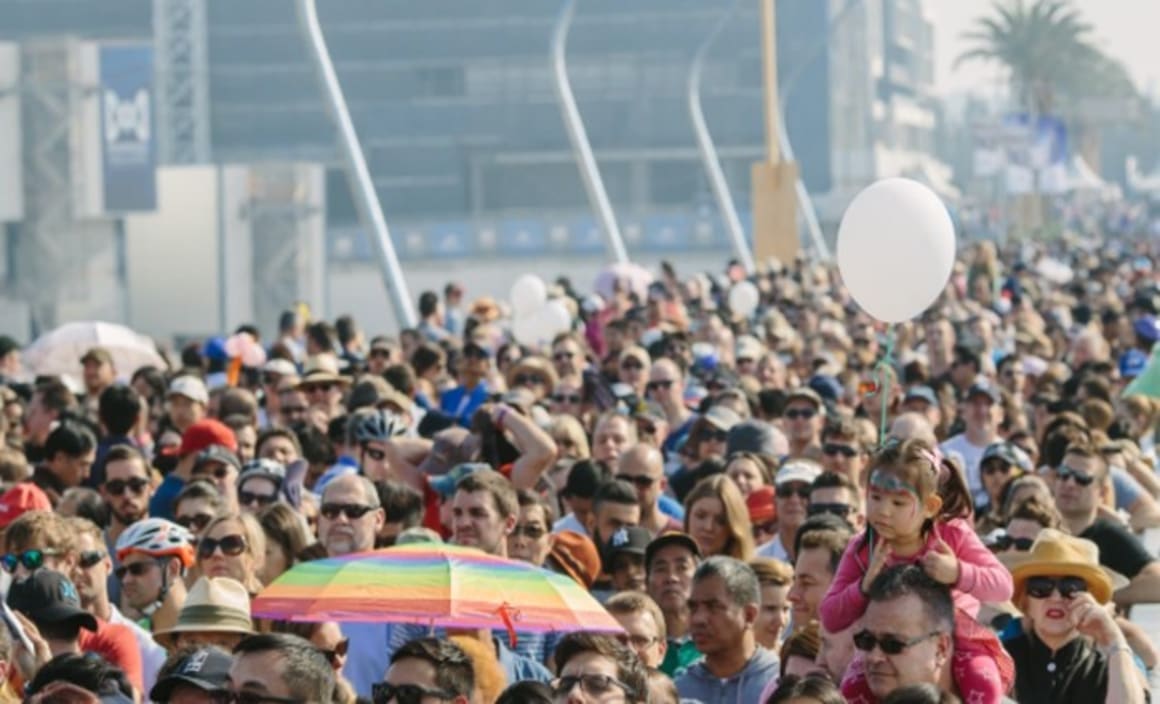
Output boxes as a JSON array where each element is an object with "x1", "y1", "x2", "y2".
[
  {"x1": 541, "y1": 299, "x2": 573, "y2": 336},
  {"x1": 728, "y1": 281, "x2": 760, "y2": 319},
  {"x1": 509, "y1": 274, "x2": 547, "y2": 317},
  {"x1": 837, "y1": 178, "x2": 955, "y2": 323},
  {"x1": 512, "y1": 299, "x2": 572, "y2": 346}
]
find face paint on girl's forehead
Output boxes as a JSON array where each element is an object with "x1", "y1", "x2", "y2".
[{"x1": 869, "y1": 470, "x2": 919, "y2": 497}]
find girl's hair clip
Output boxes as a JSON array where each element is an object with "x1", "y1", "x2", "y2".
[{"x1": 919, "y1": 447, "x2": 949, "y2": 484}]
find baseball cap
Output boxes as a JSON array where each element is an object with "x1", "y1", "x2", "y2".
[
  {"x1": 775, "y1": 459, "x2": 822, "y2": 487},
  {"x1": 965, "y1": 380, "x2": 1001, "y2": 404},
  {"x1": 167, "y1": 376, "x2": 209, "y2": 406},
  {"x1": 904, "y1": 385, "x2": 938, "y2": 407},
  {"x1": 1120, "y1": 349, "x2": 1148, "y2": 379},
  {"x1": 785, "y1": 386, "x2": 823, "y2": 409},
  {"x1": 703, "y1": 405, "x2": 742, "y2": 432},
  {"x1": 746, "y1": 485, "x2": 777, "y2": 524},
  {"x1": 236, "y1": 458, "x2": 286, "y2": 490},
  {"x1": 981, "y1": 442, "x2": 1032, "y2": 474},
  {"x1": 80, "y1": 347, "x2": 113, "y2": 366},
  {"x1": 149, "y1": 647, "x2": 232, "y2": 702},
  {"x1": 194, "y1": 445, "x2": 242, "y2": 474},
  {"x1": 428, "y1": 462, "x2": 491, "y2": 498},
  {"x1": 1134, "y1": 315, "x2": 1160, "y2": 343},
  {"x1": 7, "y1": 570, "x2": 98, "y2": 632},
  {"x1": 645, "y1": 532, "x2": 702, "y2": 571},
  {"x1": 0, "y1": 483, "x2": 52, "y2": 529},
  {"x1": 605, "y1": 526, "x2": 651, "y2": 561},
  {"x1": 180, "y1": 419, "x2": 238, "y2": 457},
  {"x1": 808, "y1": 374, "x2": 842, "y2": 403},
  {"x1": 735, "y1": 335, "x2": 765, "y2": 362}
]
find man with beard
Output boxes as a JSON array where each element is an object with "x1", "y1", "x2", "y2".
[{"x1": 100, "y1": 445, "x2": 153, "y2": 606}]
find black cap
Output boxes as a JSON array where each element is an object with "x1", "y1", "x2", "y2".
[
  {"x1": 7, "y1": 570, "x2": 97, "y2": 632},
  {"x1": 194, "y1": 445, "x2": 242, "y2": 473},
  {"x1": 644, "y1": 532, "x2": 702, "y2": 571},
  {"x1": 149, "y1": 646, "x2": 232, "y2": 701},
  {"x1": 605, "y1": 526, "x2": 651, "y2": 559}
]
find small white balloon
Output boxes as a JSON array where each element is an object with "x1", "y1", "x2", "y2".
[
  {"x1": 510, "y1": 274, "x2": 547, "y2": 317},
  {"x1": 511, "y1": 313, "x2": 542, "y2": 346},
  {"x1": 541, "y1": 299, "x2": 573, "y2": 336},
  {"x1": 728, "y1": 281, "x2": 760, "y2": 318},
  {"x1": 837, "y1": 178, "x2": 956, "y2": 323}
]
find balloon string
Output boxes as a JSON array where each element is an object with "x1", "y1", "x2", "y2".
[{"x1": 877, "y1": 327, "x2": 897, "y2": 447}]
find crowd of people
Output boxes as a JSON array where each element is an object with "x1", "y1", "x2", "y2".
[{"x1": 0, "y1": 236, "x2": 1156, "y2": 703}]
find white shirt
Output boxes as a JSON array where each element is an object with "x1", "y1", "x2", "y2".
[
  {"x1": 552, "y1": 513, "x2": 588, "y2": 536},
  {"x1": 756, "y1": 534, "x2": 790, "y2": 563},
  {"x1": 109, "y1": 604, "x2": 167, "y2": 697},
  {"x1": 940, "y1": 433, "x2": 990, "y2": 506}
]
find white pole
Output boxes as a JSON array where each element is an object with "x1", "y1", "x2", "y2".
[
  {"x1": 295, "y1": 0, "x2": 417, "y2": 329},
  {"x1": 689, "y1": 0, "x2": 755, "y2": 274},
  {"x1": 551, "y1": 0, "x2": 629, "y2": 264}
]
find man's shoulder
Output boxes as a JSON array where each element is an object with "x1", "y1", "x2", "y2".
[{"x1": 1082, "y1": 517, "x2": 1138, "y2": 542}]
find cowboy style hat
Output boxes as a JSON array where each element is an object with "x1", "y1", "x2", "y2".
[
  {"x1": 1002, "y1": 529, "x2": 1127, "y2": 605},
  {"x1": 153, "y1": 577, "x2": 254, "y2": 647}
]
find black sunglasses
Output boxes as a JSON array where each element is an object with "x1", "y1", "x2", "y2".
[
  {"x1": 1026, "y1": 575, "x2": 1088, "y2": 599},
  {"x1": 701, "y1": 429, "x2": 728, "y2": 443},
  {"x1": 986, "y1": 534, "x2": 1033, "y2": 552},
  {"x1": 822, "y1": 443, "x2": 858, "y2": 458},
  {"x1": 785, "y1": 408, "x2": 817, "y2": 420},
  {"x1": 197, "y1": 534, "x2": 247, "y2": 560},
  {"x1": 372, "y1": 682, "x2": 455, "y2": 704},
  {"x1": 1056, "y1": 465, "x2": 1096, "y2": 487},
  {"x1": 981, "y1": 461, "x2": 1013, "y2": 477},
  {"x1": 104, "y1": 477, "x2": 149, "y2": 496},
  {"x1": 79, "y1": 550, "x2": 106, "y2": 569},
  {"x1": 776, "y1": 485, "x2": 811, "y2": 500},
  {"x1": 320, "y1": 503, "x2": 377, "y2": 521},
  {"x1": 176, "y1": 512, "x2": 215, "y2": 533},
  {"x1": 514, "y1": 374, "x2": 546, "y2": 387},
  {"x1": 615, "y1": 473, "x2": 655, "y2": 489},
  {"x1": 1, "y1": 548, "x2": 60, "y2": 573},
  {"x1": 239, "y1": 491, "x2": 278, "y2": 508},
  {"x1": 853, "y1": 629, "x2": 941, "y2": 655},
  {"x1": 552, "y1": 393, "x2": 582, "y2": 404},
  {"x1": 808, "y1": 502, "x2": 853, "y2": 518},
  {"x1": 223, "y1": 692, "x2": 302, "y2": 704},
  {"x1": 646, "y1": 379, "x2": 674, "y2": 392},
  {"x1": 551, "y1": 674, "x2": 636, "y2": 699},
  {"x1": 114, "y1": 560, "x2": 161, "y2": 580},
  {"x1": 320, "y1": 638, "x2": 349, "y2": 665},
  {"x1": 193, "y1": 465, "x2": 233, "y2": 481},
  {"x1": 301, "y1": 383, "x2": 335, "y2": 394}
]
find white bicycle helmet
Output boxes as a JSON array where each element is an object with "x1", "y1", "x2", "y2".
[
  {"x1": 349, "y1": 409, "x2": 407, "y2": 444},
  {"x1": 115, "y1": 517, "x2": 196, "y2": 568}
]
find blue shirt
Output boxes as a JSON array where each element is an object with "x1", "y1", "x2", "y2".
[
  {"x1": 495, "y1": 638, "x2": 553, "y2": 684},
  {"x1": 342, "y1": 622, "x2": 430, "y2": 697},
  {"x1": 148, "y1": 474, "x2": 185, "y2": 521},
  {"x1": 439, "y1": 382, "x2": 490, "y2": 427}
]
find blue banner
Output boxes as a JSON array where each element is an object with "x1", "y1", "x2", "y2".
[{"x1": 99, "y1": 44, "x2": 156, "y2": 212}]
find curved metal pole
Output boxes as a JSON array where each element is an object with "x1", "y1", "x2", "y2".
[
  {"x1": 551, "y1": 0, "x2": 629, "y2": 264},
  {"x1": 689, "y1": 0, "x2": 755, "y2": 274},
  {"x1": 296, "y1": 0, "x2": 417, "y2": 328}
]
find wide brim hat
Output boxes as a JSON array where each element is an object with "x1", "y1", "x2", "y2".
[
  {"x1": 1001, "y1": 529, "x2": 1126, "y2": 605},
  {"x1": 295, "y1": 355, "x2": 351, "y2": 388},
  {"x1": 153, "y1": 577, "x2": 254, "y2": 647}
]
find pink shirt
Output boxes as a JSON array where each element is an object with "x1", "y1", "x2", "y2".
[{"x1": 819, "y1": 517, "x2": 1013, "y2": 634}]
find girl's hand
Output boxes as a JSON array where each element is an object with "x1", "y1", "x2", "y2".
[
  {"x1": 920, "y1": 535, "x2": 961, "y2": 586},
  {"x1": 861, "y1": 535, "x2": 892, "y2": 594}
]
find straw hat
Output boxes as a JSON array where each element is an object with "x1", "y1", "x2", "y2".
[
  {"x1": 295, "y1": 355, "x2": 350, "y2": 388},
  {"x1": 153, "y1": 577, "x2": 254, "y2": 647},
  {"x1": 1002, "y1": 529, "x2": 1127, "y2": 605}
]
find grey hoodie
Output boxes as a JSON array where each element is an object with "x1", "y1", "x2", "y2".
[{"x1": 675, "y1": 646, "x2": 780, "y2": 704}]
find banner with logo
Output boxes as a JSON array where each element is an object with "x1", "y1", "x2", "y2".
[{"x1": 99, "y1": 43, "x2": 156, "y2": 212}]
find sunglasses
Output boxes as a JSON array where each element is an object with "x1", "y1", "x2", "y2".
[
  {"x1": 114, "y1": 560, "x2": 161, "y2": 580},
  {"x1": 301, "y1": 383, "x2": 335, "y2": 395},
  {"x1": 239, "y1": 491, "x2": 277, "y2": 508},
  {"x1": 1055, "y1": 465, "x2": 1096, "y2": 487},
  {"x1": 223, "y1": 692, "x2": 302, "y2": 704},
  {"x1": 822, "y1": 443, "x2": 858, "y2": 458},
  {"x1": 552, "y1": 393, "x2": 582, "y2": 404},
  {"x1": 636, "y1": 421, "x2": 657, "y2": 436},
  {"x1": 853, "y1": 629, "x2": 942, "y2": 655},
  {"x1": 615, "y1": 633, "x2": 659, "y2": 650},
  {"x1": 701, "y1": 429, "x2": 728, "y2": 443},
  {"x1": 104, "y1": 477, "x2": 149, "y2": 496},
  {"x1": 553, "y1": 351, "x2": 575, "y2": 361},
  {"x1": 621, "y1": 360, "x2": 645, "y2": 371},
  {"x1": 646, "y1": 379, "x2": 674, "y2": 392},
  {"x1": 363, "y1": 447, "x2": 387, "y2": 462},
  {"x1": 176, "y1": 512, "x2": 215, "y2": 533},
  {"x1": 79, "y1": 550, "x2": 106, "y2": 569},
  {"x1": 982, "y1": 461, "x2": 1013, "y2": 477},
  {"x1": 514, "y1": 374, "x2": 546, "y2": 387},
  {"x1": 511, "y1": 524, "x2": 547, "y2": 540},
  {"x1": 1026, "y1": 575, "x2": 1088, "y2": 599},
  {"x1": 194, "y1": 465, "x2": 233, "y2": 481},
  {"x1": 551, "y1": 674, "x2": 635, "y2": 699},
  {"x1": 197, "y1": 534, "x2": 247, "y2": 560},
  {"x1": 808, "y1": 503, "x2": 853, "y2": 518},
  {"x1": 320, "y1": 638, "x2": 349, "y2": 665},
  {"x1": 281, "y1": 405, "x2": 309, "y2": 417},
  {"x1": 463, "y1": 347, "x2": 490, "y2": 360},
  {"x1": 776, "y1": 485, "x2": 811, "y2": 500},
  {"x1": 753, "y1": 519, "x2": 778, "y2": 535},
  {"x1": 1, "y1": 548, "x2": 60, "y2": 573},
  {"x1": 320, "y1": 503, "x2": 377, "y2": 521},
  {"x1": 785, "y1": 408, "x2": 817, "y2": 421},
  {"x1": 987, "y1": 534, "x2": 1034, "y2": 552},
  {"x1": 369, "y1": 349, "x2": 391, "y2": 360},
  {"x1": 372, "y1": 683, "x2": 456, "y2": 704},
  {"x1": 616, "y1": 473, "x2": 655, "y2": 489}
]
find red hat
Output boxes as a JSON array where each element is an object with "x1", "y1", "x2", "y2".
[
  {"x1": 746, "y1": 485, "x2": 777, "y2": 524},
  {"x1": 179, "y1": 419, "x2": 238, "y2": 458},
  {"x1": 0, "y1": 483, "x2": 52, "y2": 528}
]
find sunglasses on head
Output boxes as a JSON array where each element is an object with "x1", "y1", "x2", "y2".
[
  {"x1": 1055, "y1": 465, "x2": 1096, "y2": 487},
  {"x1": 176, "y1": 512, "x2": 215, "y2": 533},
  {"x1": 372, "y1": 682, "x2": 456, "y2": 704},
  {"x1": 320, "y1": 503, "x2": 377, "y2": 521},
  {"x1": 1026, "y1": 575, "x2": 1088, "y2": 599},
  {"x1": 238, "y1": 490, "x2": 277, "y2": 508},
  {"x1": 463, "y1": 347, "x2": 490, "y2": 360},
  {"x1": 78, "y1": 550, "x2": 106, "y2": 569},
  {"x1": 197, "y1": 534, "x2": 247, "y2": 560},
  {"x1": 785, "y1": 408, "x2": 817, "y2": 421},
  {"x1": 822, "y1": 443, "x2": 858, "y2": 458},
  {"x1": 104, "y1": 477, "x2": 149, "y2": 496},
  {"x1": 616, "y1": 473, "x2": 655, "y2": 489},
  {"x1": 853, "y1": 629, "x2": 941, "y2": 655},
  {"x1": 114, "y1": 560, "x2": 161, "y2": 580},
  {"x1": 776, "y1": 485, "x2": 811, "y2": 500},
  {"x1": 808, "y1": 502, "x2": 852, "y2": 518},
  {"x1": 1, "y1": 548, "x2": 60, "y2": 573},
  {"x1": 552, "y1": 393, "x2": 582, "y2": 404}
]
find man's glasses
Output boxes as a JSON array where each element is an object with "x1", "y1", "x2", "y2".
[
  {"x1": 78, "y1": 550, "x2": 106, "y2": 569},
  {"x1": 511, "y1": 524, "x2": 547, "y2": 540},
  {"x1": 223, "y1": 692, "x2": 303, "y2": 704},
  {"x1": 808, "y1": 503, "x2": 853, "y2": 519},
  {"x1": 551, "y1": 674, "x2": 636, "y2": 699},
  {"x1": 1, "y1": 548, "x2": 60, "y2": 573},
  {"x1": 114, "y1": 560, "x2": 161, "y2": 580},
  {"x1": 1025, "y1": 575, "x2": 1088, "y2": 600},
  {"x1": 986, "y1": 534, "x2": 1033, "y2": 552},
  {"x1": 319, "y1": 638, "x2": 349, "y2": 666},
  {"x1": 372, "y1": 682, "x2": 456, "y2": 704},
  {"x1": 320, "y1": 503, "x2": 377, "y2": 521},
  {"x1": 776, "y1": 485, "x2": 811, "y2": 500},
  {"x1": 822, "y1": 443, "x2": 858, "y2": 458},
  {"x1": 552, "y1": 393, "x2": 582, "y2": 404},
  {"x1": 615, "y1": 474, "x2": 656, "y2": 489},
  {"x1": 785, "y1": 408, "x2": 817, "y2": 421},
  {"x1": 239, "y1": 491, "x2": 278, "y2": 509},
  {"x1": 104, "y1": 477, "x2": 149, "y2": 496},
  {"x1": 853, "y1": 629, "x2": 942, "y2": 655},
  {"x1": 646, "y1": 379, "x2": 674, "y2": 392},
  {"x1": 176, "y1": 512, "x2": 215, "y2": 533},
  {"x1": 1055, "y1": 465, "x2": 1096, "y2": 487},
  {"x1": 197, "y1": 534, "x2": 248, "y2": 560}
]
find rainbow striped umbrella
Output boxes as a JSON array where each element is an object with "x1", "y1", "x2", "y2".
[{"x1": 251, "y1": 543, "x2": 623, "y2": 638}]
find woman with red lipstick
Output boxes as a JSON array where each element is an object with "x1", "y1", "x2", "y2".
[{"x1": 1002, "y1": 529, "x2": 1148, "y2": 704}]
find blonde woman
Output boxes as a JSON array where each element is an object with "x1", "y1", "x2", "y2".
[
  {"x1": 196, "y1": 512, "x2": 266, "y2": 594},
  {"x1": 683, "y1": 474, "x2": 755, "y2": 561}
]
